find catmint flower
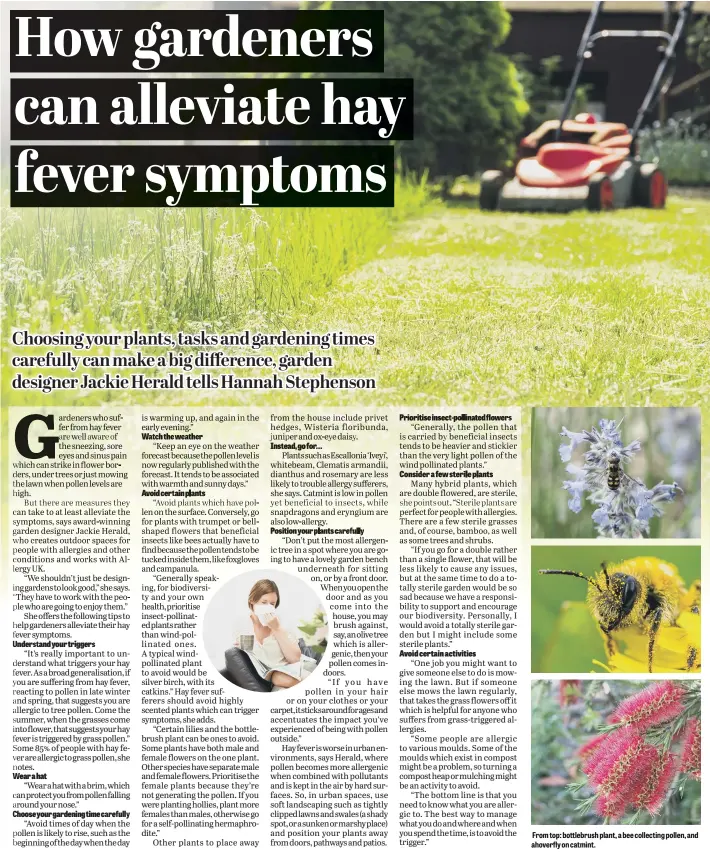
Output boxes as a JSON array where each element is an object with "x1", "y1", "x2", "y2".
[
  {"x1": 562, "y1": 475, "x2": 586, "y2": 513},
  {"x1": 558, "y1": 418, "x2": 681, "y2": 538},
  {"x1": 608, "y1": 681, "x2": 687, "y2": 731},
  {"x1": 559, "y1": 428, "x2": 588, "y2": 462}
]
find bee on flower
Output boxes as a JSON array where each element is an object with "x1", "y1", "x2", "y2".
[
  {"x1": 532, "y1": 409, "x2": 700, "y2": 540},
  {"x1": 538, "y1": 555, "x2": 701, "y2": 673},
  {"x1": 559, "y1": 418, "x2": 681, "y2": 538}
]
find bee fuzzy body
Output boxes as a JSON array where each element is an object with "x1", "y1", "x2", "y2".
[
  {"x1": 586, "y1": 558, "x2": 681, "y2": 633},
  {"x1": 540, "y1": 557, "x2": 698, "y2": 673}
]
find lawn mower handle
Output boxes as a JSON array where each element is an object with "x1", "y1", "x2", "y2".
[
  {"x1": 555, "y1": 0, "x2": 603, "y2": 139},
  {"x1": 631, "y1": 1, "x2": 694, "y2": 143},
  {"x1": 555, "y1": 0, "x2": 695, "y2": 143}
]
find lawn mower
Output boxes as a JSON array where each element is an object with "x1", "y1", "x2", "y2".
[{"x1": 481, "y1": 0, "x2": 694, "y2": 212}]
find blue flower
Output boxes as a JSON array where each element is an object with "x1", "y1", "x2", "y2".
[
  {"x1": 591, "y1": 505, "x2": 611, "y2": 528},
  {"x1": 636, "y1": 496, "x2": 657, "y2": 522},
  {"x1": 563, "y1": 478, "x2": 587, "y2": 513},
  {"x1": 559, "y1": 427, "x2": 588, "y2": 462},
  {"x1": 558, "y1": 419, "x2": 680, "y2": 538}
]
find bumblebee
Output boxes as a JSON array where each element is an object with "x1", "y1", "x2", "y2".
[{"x1": 539, "y1": 557, "x2": 699, "y2": 673}]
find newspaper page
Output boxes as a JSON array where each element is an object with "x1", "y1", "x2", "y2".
[{"x1": 0, "y1": 2, "x2": 706, "y2": 854}]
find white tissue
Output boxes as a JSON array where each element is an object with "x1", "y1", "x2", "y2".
[{"x1": 253, "y1": 604, "x2": 276, "y2": 626}]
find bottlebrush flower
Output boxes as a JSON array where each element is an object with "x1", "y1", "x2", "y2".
[
  {"x1": 574, "y1": 681, "x2": 700, "y2": 822},
  {"x1": 580, "y1": 729, "x2": 634, "y2": 779},
  {"x1": 577, "y1": 733, "x2": 609, "y2": 763},
  {"x1": 558, "y1": 419, "x2": 680, "y2": 538},
  {"x1": 595, "y1": 792, "x2": 627, "y2": 822},
  {"x1": 634, "y1": 750, "x2": 677, "y2": 814},
  {"x1": 582, "y1": 732, "x2": 675, "y2": 820},
  {"x1": 581, "y1": 730, "x2": 624, "y2": 780},
  {"x1": 608, "y1": 681, "x2": 686, "y2": 730},
  {"x1": 585, "y1": 730, "x2": 654, "y2": 790},
  {"x1": 679, "y1": 718, "x2": 701, "y2": 779},
  {"x1": 589, "y1": 732, "x2": 658, "y2": 820}
]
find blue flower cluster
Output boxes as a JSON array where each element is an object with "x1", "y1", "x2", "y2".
[{"x1": 559, "y1": 419, "x2": 681, "y2": 538}]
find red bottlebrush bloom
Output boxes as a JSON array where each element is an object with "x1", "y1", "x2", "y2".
[
  {"x1": 585, "y1": 730, "x2": 640, "y2": 785},
  {"x1": 581, "y1": 736, "x2": 609, "y2": 778},
  {"x1": 578, "y1": 733, "x2": 609, "y2": 763},
  {"x1": 559, "y1": 679, "x2": 582, "y2": 707},
  {"x1": 581, "y1": 747, "x2": 605, "y2": 779},
  {"x1": 595, "y1": 792, "x2": 626, "y2": 822},
  {"x1": 585, "y1": 730, "x2": 658, "y2": 821},
  {"x1": 608, "y1": 681, "x2": 686, "y2": 731},
  {"x1": 679, "y1": 718, "x2": 701, "y2": 780},
  {"x1": 635, "y1": 751, "x2": 677, "y2": 815}
]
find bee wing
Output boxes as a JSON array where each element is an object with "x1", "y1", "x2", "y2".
[{"x1": 620, "y1": 471, "x2": 645, "y2": 489}]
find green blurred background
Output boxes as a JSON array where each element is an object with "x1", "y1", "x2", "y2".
[
  {"x1": 532, "y1": 407, "x2": 701, "y2": 539},
  {"x1": 531, "y1": 545, "x2": 701, "y2": 673}
]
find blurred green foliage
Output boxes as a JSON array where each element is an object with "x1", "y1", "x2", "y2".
[
  {"x1": 512, "y1": 54, "x2": 589, "y2": 131},
  {"x1": 297, "y1": 609, "x2": 328, "y2": 658},
  {"x1": 638, "y1": 121, "x2": 710, "y2": 187},
  {"x1": 687, "y1": 12, "x2": 710, "y2": 70},
  {"x1": 531, "y1": 545, "x2": 701, "y2": 673},
  {"x1": 381, "y1": 1, "x2": 528, "y2": 175},
  {"x1": 531, "y1": 680, "x2": 581, "y2": 824},
  {"x1": 321, "y1": 2, "x2": 529, "y2": 175}
]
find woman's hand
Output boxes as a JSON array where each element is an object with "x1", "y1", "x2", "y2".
[
  {"x1": 271, "y1": 624, "x2": 302, "y2": 664},
  {"x1": 264, "y1": 612, "x2": 281, "y2": 630}
]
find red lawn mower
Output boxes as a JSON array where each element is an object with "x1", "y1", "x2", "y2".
[{"x1": 481, "y1": 0, "x2": 694, "y2": 212}]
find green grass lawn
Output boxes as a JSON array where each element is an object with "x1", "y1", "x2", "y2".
[
  {"x1": 298, "y1": 196, "x2": 710, "y2": 407},
  {"x1": 3, "y1": 194, "x2": 709, "y2": 408}
]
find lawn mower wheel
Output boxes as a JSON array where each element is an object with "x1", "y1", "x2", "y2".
[
  {"x1": 587, "y1": 173, "x2": 614, "y2": 211},
  {"x1": 480, "y1": 170, "x2": 505, "y2": 211},
  {"x1": 633, "y1": 163, "x2": 667, "y2": 209}
]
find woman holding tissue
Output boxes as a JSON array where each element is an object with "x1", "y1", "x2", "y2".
[{"x1": 244, "y1": 579, "x2": 313, "y2": 689}]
